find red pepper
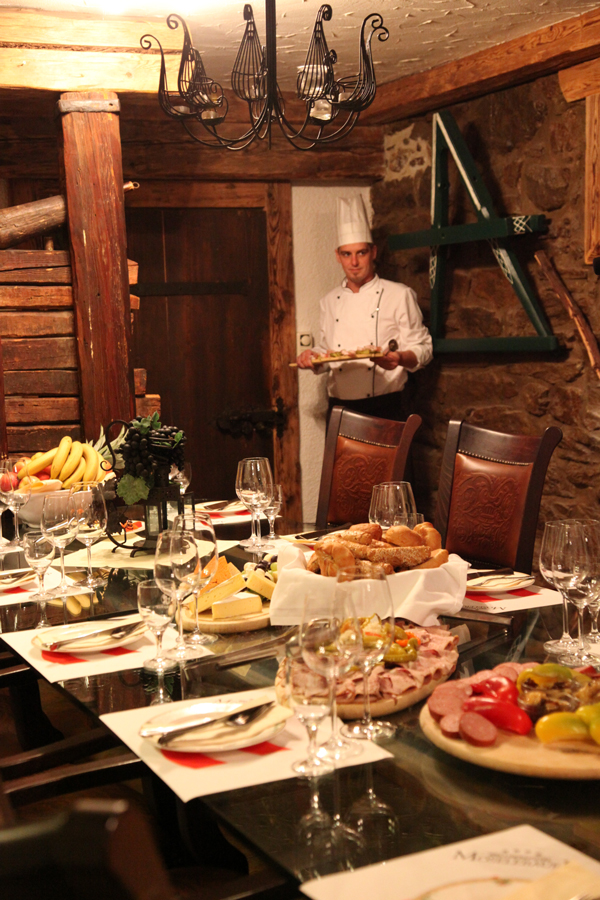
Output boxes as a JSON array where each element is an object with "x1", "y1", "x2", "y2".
[
  {"x1": 472, "y1": 674, "x2": 519, "y2": 705},
  {"x1": 462, "y1": 696, "x2": 532, "y2": 735}
]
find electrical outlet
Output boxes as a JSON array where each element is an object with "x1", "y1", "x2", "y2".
[{"x1": 296, "y1": 332, "x2": 313, "y2": 356}]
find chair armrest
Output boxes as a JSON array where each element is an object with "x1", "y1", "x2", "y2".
[{"x1": 0, "y1": 725, "x2": 123, "y2": 780}]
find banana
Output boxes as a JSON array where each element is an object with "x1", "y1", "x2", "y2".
[
  {"x1": 17, "y1": 447, "x2": 58, "y2": 480},
  {"x1": 31, "y1": 452, "x2": 43, "y2": 461},
  {"x1": 59, "y1": 441, "x2": 83, "y2": 482},
  {"x1": 51, "y1": 436, "x2": 72, "y2": 479},
  {"x1": 62, "y1": 457, "x2": 86, "y2": 489},
  {"x1": 81, "y1": 444, "x2": 99, "y2": 483}
]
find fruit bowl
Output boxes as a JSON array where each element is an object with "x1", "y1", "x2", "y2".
[{"x1": 19, "y1": 484, "x2": 69, "y2": 526}]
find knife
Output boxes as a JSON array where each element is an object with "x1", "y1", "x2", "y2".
[
  {"x1": 156, "y1": 701, "x2": 276, "y2": 746},
  {"x1": 140, "y1": 698, "x2": 274, "y2": 741},
  {"x1": 466, "y1": 567, "x2": 514, "y2": 581},
  {"x1": 40, "y1": 619, "x2": 145, "y2": 651}
]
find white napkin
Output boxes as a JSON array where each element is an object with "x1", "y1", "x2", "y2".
[
  {"x1": 270, "y1": 554, "x2": 468, "y2": 626},
  {"x1": 157, "y1": 703, "x2": 294, "y2": 751}
]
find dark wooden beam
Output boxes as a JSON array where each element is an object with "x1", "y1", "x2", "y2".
[
  {"x1": 0, "y1": 339, "x2": 8, "y2": 456},
  {"x1": 59, "y1": 89, "x2": 135, "y2": 441},
  {"x1": 363, "y1": 7, "x2": 600, "y2": 125}
]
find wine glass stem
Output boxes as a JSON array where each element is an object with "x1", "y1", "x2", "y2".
[
  {"x1": 362, "y1": 664, "x2": 373, "y2": 729},
  {"x1": 560, "y1": 591, "x2": 572, "y2": 641},
  {"x1": 86, "y1": 544, "x2": 94, "y2": 583},
  {"x1": 13, "y1": 507, "x2": 19, "y2": 543},
  {"x1": 576, "y1": 606, "x2": 585, "y2": 650},
  {"x1": 59, "y1": 547, "x2": 67, "y2": 594},
  {"x1": 305, "y1": 722, "x2": 320, "y2": 762},
  {"x1": 155, "y1": 627, "x2": 165, "y2": 663},
  {"x1": 176, "y1": 594, "x2": 186, "y2": 647},
  {"x1": 328, "y1": 674, "x2": 339, "y2": 741},
  {"x1": 267, "y1": 515, "x2": 276, "y2": 540},
  {"x1": 590, "y1": 608, "x2": 600, "y2": 638}
]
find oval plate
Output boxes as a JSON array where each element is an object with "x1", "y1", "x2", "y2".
[
  {"x1": 466, "y1": 573, "x2": 535, "y2": 593},
  {"x1": 32, "y1": 618, "x2": 147, "y2": 652}
]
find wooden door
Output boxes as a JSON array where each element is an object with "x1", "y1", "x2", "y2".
[{"x1": 126, "y1": 206, "x2": 273, "y2": 500}]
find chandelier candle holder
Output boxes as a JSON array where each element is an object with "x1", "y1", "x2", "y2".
[{"x1": 140, "y1": 2, "x2": 388, "y2": 151}]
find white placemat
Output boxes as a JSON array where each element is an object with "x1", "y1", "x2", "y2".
[
  {"x1": 60, "y1": 538, "x2": 240, "y2": 572},
  {"x1": 100, "y1": 686, "x2": 393, "y2": 803},
  {"x1": 0, "y1": 567, "x2": 63, "y2": 607},
  {"x1": 0, "y1": 617, "x2": 206, "y2": 683},
  {"x1": 462, "y1": 585, "x2": 562, "y2": 614},
  {"x1": 300, "y1": 824, "x2": 600, "y2": 900}
]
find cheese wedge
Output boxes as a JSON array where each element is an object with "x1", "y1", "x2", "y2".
[
  {"x1": 200, "y1": 555, "x2": 230, "y2": 592},
  {"x1": 196, "y1": 572, "x2": 246, "y2": 612},
  {"x1": 245, "y1": 569, "x2": 275, "y2": 600},
  {"x1": 212, "y1": 591, "x2": 263, "y2": 620},
  {"x1": 227, "y1": 561, "x2": 241, "y2": 576}
]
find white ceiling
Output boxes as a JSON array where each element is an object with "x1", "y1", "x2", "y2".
[{"x1": 3, "y1": 0, "x2": 600, "y2": 89}]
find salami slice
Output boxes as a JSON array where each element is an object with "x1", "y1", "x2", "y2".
[
  {"x1": 491, "y1": 664, "x2": 520, "y2": 682},
  {"x1": 427, "y1": 689, "x2": 466, "y2": 722},
  {"x1": 458, "y1": 711, "x2": 498, "y2": 747},
  {"x1": 440, "y1": 713, "x2": 462, "y2": 739}
]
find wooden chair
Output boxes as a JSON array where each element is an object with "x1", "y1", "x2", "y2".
[
  {"x1": 316, "y1": 408, "x2": 422, "y2": 528},
  {"x1": 434, "y1": 419, "x2": 562, "y2": 574}
]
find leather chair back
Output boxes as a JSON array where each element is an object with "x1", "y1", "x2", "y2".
[
  {"x1": 435, "y1": 419, "x2": 562, "y2": 573},
  {"x1": 316, "y1": 408, "x2": 422, "y2": 528}
]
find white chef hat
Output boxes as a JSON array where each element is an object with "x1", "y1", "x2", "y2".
[{"x1": 336, "y1": 196, "x2": 372, "y2": 248}]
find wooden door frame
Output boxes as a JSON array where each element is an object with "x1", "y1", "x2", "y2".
[{"x1": 126, "y1": 182, "x2": 301, "y2": 524}]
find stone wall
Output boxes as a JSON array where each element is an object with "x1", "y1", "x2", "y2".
[{"x1": 371, "y1": 73, "x2": 600, "y2": 559}]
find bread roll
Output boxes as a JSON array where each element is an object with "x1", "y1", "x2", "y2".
[
  {"x1": 384, "y1": 525, "x2": 426, "y2": 548},
  {"x1": 413, "y1": 548, "x2": 449, "y2": 570},
  {"x1": 348, "y1": 523, "x2": 382, "y2": 541},
  {"x1": 414, "y1": 523, "x2": 443, "y2": 550},
  {"x1": 365, "y1": 545, "x2": 430, "y2": 569},
  {"x1": 335, "y1": 530, "x2": 373, "y2": 546}
]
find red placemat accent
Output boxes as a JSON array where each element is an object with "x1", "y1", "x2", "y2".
[
  {"x1": 160, "y1": 750, "x2": 225, "y2": 769},
  {"x1": 209, "y1": 510, "x2": 248, "y2": 519},
  {"x1": 101, "y1": 647, "x2": 137, "y2": 657},
  {"x1": 4, "y1": 586, "x2": 29, "y2": 595},
  {"x1": 465, "y1": 588, "x2": 538, "y2": 603},
  {"x1": 240, "y1": 741, "x2": 289, "y2": 756},
  {"x1": 41, "y1": 649, "x2": 87, "y2": 664}
]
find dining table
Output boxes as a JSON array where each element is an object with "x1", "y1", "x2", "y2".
[{"x1": 1, "y1": 517, "x2": 599, "y2": 899}]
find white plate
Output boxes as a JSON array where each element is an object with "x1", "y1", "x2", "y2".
[
  {"x1": 141, "y1": 696, "x2": 287, "y2": 753},
  {"x1": 32, "y1": 617, "x2": 146, "y2": 652},
  {"x1": 466, "y1": 573, "x2": 535, "y2": 593}
]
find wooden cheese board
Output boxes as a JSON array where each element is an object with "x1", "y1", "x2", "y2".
[
  {"x1": 180, "y1": 603, "x2": 270, "y2": 634},
  {"x1": 420, "y1": 705, "x2": 600, "y2": 779},
  {"x1": 289, "y1": 352, "x2": 384, "y2": 367}
]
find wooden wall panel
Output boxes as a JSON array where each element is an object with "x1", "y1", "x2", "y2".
[
  {"x1": 4, "y1": 370, "x2": 78, "y2": 395},
  {"x1": 2, "y1": 337, "x2": 77, "y2": 369},
  {"x1": 8, "y1": 423, "x2": 80, "y2": 452},
  {"x1": 5, "y1": 397, "x2": 79, "y2": 423},
  {"x1": 585, "y1": 94, "x2": 600, "y2": 265}
]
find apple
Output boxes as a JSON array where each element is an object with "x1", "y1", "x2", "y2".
[
  {"x1": 38, "y1": 473, "x2": 51, "y2": 481},
  {"x1": 0, "y1": 472, "x2": 18, "y2": 492},
  {"x1": 41, "y1": 465, "x2": 52, "y2": 476},
  {"x1": 14, "y1": 457, "x2": 32, "y2": 474}
]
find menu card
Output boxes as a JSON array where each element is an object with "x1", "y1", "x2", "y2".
[
  {"x1": 300, "y1": 824, "x2": 600, "y2": 900},
  {"x1": 462, "y1": 586, "x2": 561, "y2": 615}
]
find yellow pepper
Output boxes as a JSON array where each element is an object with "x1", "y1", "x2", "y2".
[{"x1": 535, "y1": 712, "x2": 590, "y2": 744}]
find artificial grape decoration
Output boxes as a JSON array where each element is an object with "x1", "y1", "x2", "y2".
[{"x1": 117, "y1": 413, "x2": 186, "y2": 505}]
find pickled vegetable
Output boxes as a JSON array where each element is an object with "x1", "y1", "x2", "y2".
[
  {"x1": 535, "y1": 712, "x2": 590, "y2": 743},
  {"x1": 575, "y1": 703, "x2": 600, "y2": 726},
  {"x1": 516, "y1": 664, "x2": 578, "y2": 691}
]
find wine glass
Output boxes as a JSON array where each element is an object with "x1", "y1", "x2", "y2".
[
  {"x1": 299, "y1": 592, "x2": 362, "y2": 763},
  {"x1": 369, "y1": 482, "x2": 416, "y2": 529},
  {"x1": 171, "y1": 462, "x2": 192, "y2": 496},
  {"x1": 0, "y1": 458, "x2": 32, "y2": 552},
  {"x1": 552, "y1": 521, "x2": 593, "y2": 666},
  {"x1": 70, "y1": 482, "x2": 108, "y2": 589},
  {"x1": 338, "y1": 566, "x2": 397, "y2": 742},
  {"x1": 137, "y1": 578, "x2": 177, "y2": 694},
  {"x1": 539, "y1": 521, "x2": 576, "y2": 655},
  {"x1": 235, "y1": 457, "x2": 274, "y2": 551},
  {"x1": 583, "y1": 522, "x2": 600, "y2": 653},
  {"x1": 285, "y1": 631, "x2": 333, "y2": 777},
  {"x1": 344, "y1": 764, "x2": 400, "y2": 866},
  {"x1": 41, "y1": 492, "x2": 80, "y2": 598},
  {"x1": 173, "y1": 510, "x2": 219, "y2": 648},
  {"x1": 22, "y1": 531, "x2": 55, "y2": 627},
  {"x1": 154, "y1": 530, "x2": 201, "y2": 662},
  {"x1": 264, "y1": 484, "x2": 283, "y2": 542},
  {"x1": 572, "y1": 520, "x2": 600, "y2": 664}
]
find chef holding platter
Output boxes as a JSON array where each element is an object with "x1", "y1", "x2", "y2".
[{"x1": 296, "y1": 196, "x2": 432, "y2": 421}]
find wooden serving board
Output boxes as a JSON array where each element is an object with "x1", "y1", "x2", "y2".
[
  {"x1": 181, "y1": 603, "x2": 270, "y2": 634},
  {"x1": 420, "y1": 705, "x2": 600, "y2": 779},
  {"x1": 289, "y1": 352, "x2": 384, "y2": 367}
]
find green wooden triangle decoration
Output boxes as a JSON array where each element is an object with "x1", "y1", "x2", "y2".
[{"x1": 388, "y1": 110, "x2": 558, "y2": 353}]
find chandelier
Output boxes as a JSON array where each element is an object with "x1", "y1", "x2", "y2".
[{"x1": 140, "y1": 2, "x2": 388, "y2": 151}]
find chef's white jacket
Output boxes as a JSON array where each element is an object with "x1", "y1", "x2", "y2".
[{"x1": 314, "y1": 275, "x2": 433, "y2": 400}]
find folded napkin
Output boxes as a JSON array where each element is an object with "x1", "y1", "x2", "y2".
[
  {"x1": 270, "y1": 553, "x2": 468, "y2": 626},
  {"x1": 157, "y1": 703, "x2": 294, "y2": 751},
  {"x1": 502, "y1": 860, "x2": 600, "y2": 900}
]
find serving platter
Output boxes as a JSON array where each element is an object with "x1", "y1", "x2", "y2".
[
  {"x1": 419, "y1": 705, "x2": 600, "y2": 779},
  {"x1": 181, "y1": 602, "x2": 270, "y2": 633},
  {"x1": 289, "y1": 351, "x2": 385, "y2": 367}
]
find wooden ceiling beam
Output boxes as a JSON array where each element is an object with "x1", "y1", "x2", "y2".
[
  {"x1": 362, "y1": 7, "x2": 600, "y2": 125},
  {"x1": 559, "y1": 57, "x2": 600, "y2": 101}
]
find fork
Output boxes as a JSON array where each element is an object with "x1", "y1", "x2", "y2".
[{"x1": 157, "y1": 701, "x2": 275, "y2": 746}]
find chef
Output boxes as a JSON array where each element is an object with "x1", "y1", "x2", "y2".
[{"x1": 296, "y1": 196, "x2": 433, "y2": 421}]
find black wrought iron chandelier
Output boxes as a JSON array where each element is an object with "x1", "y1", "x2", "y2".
[{"x1": 140, "y1": 2, "x2": 388, "y2": 151}]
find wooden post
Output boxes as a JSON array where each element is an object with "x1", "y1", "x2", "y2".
[
  {"x1": 0, "y1": 338, "x2": 7, "y2": 457},
  {"x1": 58, "y1": 90, "x2": 134, "y2": 440}
]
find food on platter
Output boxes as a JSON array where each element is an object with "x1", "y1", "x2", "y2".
[
  {"x1": 306, "y1": 522, "x2": 445, "y2": 577},
  {"x1": 423, "y1": 662, "x2": 600, "y2": 754},
  {"x1": 212, "y1": 592, "x2": 263, "y2": 620},
  {"x1": 276, "y1": 621, "x2": 459, "y2": 719},
  {"x1": 11, "y1": 434, "x2": 112, "y2": 495},
  {"x1": 308, "y1": 345, "x2": 384, "y2": 365},
  {"x1": 181, "y1": 554, "x2": 278, "y2": 626}
]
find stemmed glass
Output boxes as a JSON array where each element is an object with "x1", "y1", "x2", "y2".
[
  {"x1": 235, "y1": 457, "x2": 274, "y2": 551},
  {"x1": 539, "y1": 521, "x2": 576, "y2": 656},
  {"x1": 70, "y1": 482, "x2": 108, "y2": 589},
  {"x1": 552, "y1": 521, "x2": 592, "y2": 666},
  {"x1": 339, "y1": 566, "x2": 397, "y2": 742},
  {"x1": 171, "y1": 462, "x2": 192, "y2": 496},
  {"x1": 344, "y1": 764, "x2": 400, "y2": 866},
  {"x1": 0, "y1": 458, "x2": 31, "y2": 552},
  {"x1": 41, "y1": 492, "x2": 80, "y2": 599},
  {"x1": 22, "y1": 531, "x2": 55, "y2": 627},
  {"x1": 285, "y1": 631, "x2": 333, "y2": 777},
  {"x1": 154, "y1": 530, "x2": 201, "y2": 662},
  {"x1": 299, "y1": 592, "x2": 362, "y2": 763},
  {"x1": 369, "y1": 482, "x2": 416, "y2": 529},
  {"x1": 137, "y1": 578, "x2": 177, "y2": 700},
  {"x1": 264, "y1": 484, "x2": 283, "y2": 542},
  {"x1": 583, "y1": 522, "x2": 600, "y2": 653},
  {"x1": 173, "y1": 510, "x2": 219, "y2": 648}
]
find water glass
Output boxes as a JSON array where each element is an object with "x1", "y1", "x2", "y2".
[
  {"x1": 369, "y1": 482, "x2": 416, "y2": 529},
  {"x1": 173, "y1": 510, "x2": 219, "y2": 648},
  {"x1": 285, "y1": 631, "x2": 333, "y2": 777},
  {"x1": 264, "y1": 484, "x2": 283, "y2": 541},
  {"x1": 154, "y1": 530, "x2": 200, "y2": 662},
  {"x1": 22, "y1": 531, "x2": 55, "y2": 626},
  {"x1": 41, "y1": 492, "x2": 80, "y2": 598},
  {"x1": 137, "y1": 578, "x2": 177, "y2": 678},
  {"x1": 0, "y1": 458, "x2": 31, "y2": 551},
  {"x1": 235, "y1": 457, "x2": 274, "y2": 551},
  {"x1": 70, "y1": 482, "x2": 108, "y2": 589}
]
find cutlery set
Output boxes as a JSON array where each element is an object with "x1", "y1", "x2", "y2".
[
  {"x1": 39, "y1": 619, "x2": 146, "y2": 652},
  {"x1": 140, "y1": 699, "x2": 276, "y2": 746}
]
